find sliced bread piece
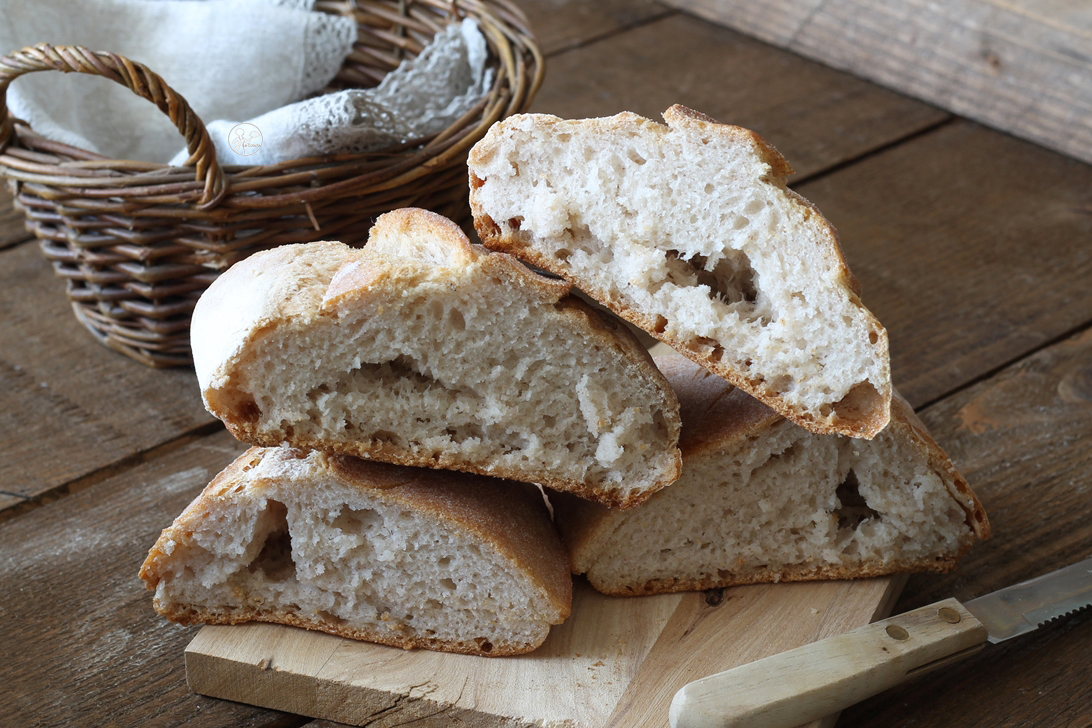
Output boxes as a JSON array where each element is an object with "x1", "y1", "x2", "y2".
[
  {"x1": 191, "y1": 207, "x2": 681, "y2": 508},
  {"x1": 468, "y1": 105, "x2": 891, "y2": 438},
  {"x1": 139, "y1": 446, "x2": 572, "y2": 656},
  {"x1": 552, "y1": 356, "x2": 989, "y2": 596}
]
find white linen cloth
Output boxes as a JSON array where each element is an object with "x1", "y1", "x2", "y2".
[{"x1": 0, "y1": 0, "x2": 357, "y2": 163}]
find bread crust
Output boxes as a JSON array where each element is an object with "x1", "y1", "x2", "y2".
[
  {"x1": 192, "y1": 208, "x2": 682, "y2": 508},
  {"x1": 469, "y1": 105, "x2": 891, "y2": 439},
  {"x1": 140, "y1": 447, "x2": 572, "y2": 656},
  {"x1": 554, "y1": 356, "x2": 989, "y2": 596}
]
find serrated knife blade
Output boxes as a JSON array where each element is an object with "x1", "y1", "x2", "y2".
[
  {"x1": 964, "y1": 557, "x2": 1092, "y2": 642},
  {"x1": 669, "y1": 556, "x2": 1092, "y2": 728}
]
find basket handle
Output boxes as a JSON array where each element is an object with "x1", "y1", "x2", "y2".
[{"x1": 0, "y1": 43, "x2": 227, "y2": 208}]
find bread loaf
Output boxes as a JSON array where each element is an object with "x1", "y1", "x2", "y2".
[
  {"x1": 469, "y1": 105, "x2": 891, "y2": 439},
  {"x1": 553, "y1": 356, "x2": 989, "y2": 596},
  {"x1": 191, "y1": 207, "x2": 682, "y2": 508},
  {"x1": 139, "y1": 447, "x2": 572, "y2": 656}
]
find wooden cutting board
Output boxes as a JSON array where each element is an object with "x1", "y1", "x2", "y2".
[{"x1": 185, "y1": 574, "x2": 904, "y2": 727}]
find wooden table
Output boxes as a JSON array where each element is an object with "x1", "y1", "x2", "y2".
[{"x1": 2, "y1": 2, "x2": 1091, "y2": 726}]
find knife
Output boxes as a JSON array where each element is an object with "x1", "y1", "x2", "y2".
[{"x1": 669, "y1": 556, "x2": 1092, "y2": 728}]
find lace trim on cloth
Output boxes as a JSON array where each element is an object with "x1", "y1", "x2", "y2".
[{"x1": 301, "y1": 8, "x2": 359, "y2": 96}]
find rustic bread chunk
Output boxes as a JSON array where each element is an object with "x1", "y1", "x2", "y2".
[
  {"x1": 552, "y1": 356, "x2": 989, "y2": 596},
  {"x1": 468, "y1": 105, "x2": 891, "y2": 438},
  {"x1": 139, "y1": 447, "x2": 572, "y2": 656},
  {"x1": 191, "y1": 208, "x2": 681, "y2": 508}
]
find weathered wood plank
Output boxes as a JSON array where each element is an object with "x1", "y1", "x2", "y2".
[
  {"x1": 795, "y1": 119, "x2": 1092, "y2": 408},
  {"x1": 0, "y1": 242, "x2": 214, "y2": 507},
  {"x1": 519, "y1": 0, "x2": 671, "y2": 55},
  {"x1": 664, "y1": 0, "x2": 1092, "y2": 166},
  {"x1": 529, "y1": 13, "x2": 950, "y2": 181},
  {"x1": 0, "y1": 430, "x2": 293, "y2": 727},
  {"x1": 839, "y1": 325, "x2": 1092, "y2": 728}
]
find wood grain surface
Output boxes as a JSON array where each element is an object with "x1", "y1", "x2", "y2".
[
  {"x1": 664, "y1": 0, "x2": 1092, "y2": 166},
  {"x1": 1, "y1": 1, "x2": 1090, "y2": 727},
  {"x1": 519, "y1": 0, "x2": 670, "y2": 54},
  {"x1": 0, "y1": 241, "x2": 214, "y2": 509}
]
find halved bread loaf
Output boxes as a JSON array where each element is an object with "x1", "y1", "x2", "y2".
[
  {"x1": 139, "y1": 447, "x2": 572, "y2": 656},
  {"x1": 468, "y1": 105, "x2": 891, "y2": 439},
  {"x1": 191, "y1": 207, "x2": 682, "y2": 508},
  {"x1": 552, "y1": 356, "x2": 989, "y2": 596}
]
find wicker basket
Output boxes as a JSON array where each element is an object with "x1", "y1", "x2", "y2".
[{"x1": 0, "y1": 0, "x2": 543, "y2": 367}]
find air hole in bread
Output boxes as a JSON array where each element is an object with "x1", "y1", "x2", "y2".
[
  {"x1": 555, "y1": 247, "x2": 572, "y2": 262},
  {"x1": 443, "y1": 423, "x2": 485, "y2": 442},
  {"x1": 508, "y1": 217, "x2": 523, "y2": 231},
  {"x1": 834, "y1": 470, "x2": 881, "y2": 529},
  {"x1": 440, "y1": 578, "x2": 457, "y2": 591},
  {"x1": 331, "y1": 504, "x2": 380, "y2": 533},
  {"x1": 652, "y1": 315, "x2": 668, "y2": 334},
  {"x1": 627, "y1": 149, "x2": 647, "y2": 165},
  {"x1": 479, "y1": 214, "x2": 501, "y2": 237},
  {"x1": 662, "y1": 249, "x2": 767, "y2": 322},
  {"x1": 743, "y1": 197, "x2": 765, "y2": 216},
  {"x1": 476, "y1": 638, "x2": 494, "y2": 653},
  {"x1": 449, "y1": 308, "x2": 466, "y2": 331},
  {"x1": 470, "y1": 174, "x2": 486, "y2": 190},
  {"x1": 316, "y1": 609, "x2": 347, "y2": 626},
  {"x1": 832, "y1": 381, "x2": 883, "y2": 421},
  {"x1": 231, "y1": 394, "x2": 261, "y2": 426},
  {"x1": 651, "y1": 408, "x2": 669, "y2": 439},
  {"x1": 370, "y1": 430, "x2": 402, "y2": 446},
  {"x1": 247, "y1": 500, "x2": 296, "y2": 582}
]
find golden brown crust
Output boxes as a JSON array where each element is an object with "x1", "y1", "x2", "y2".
[{"x1": 141, "y1": 447, "x2": 572, "y2": 656}]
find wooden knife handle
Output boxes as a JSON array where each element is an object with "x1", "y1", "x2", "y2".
[{"x1": 669, "y1": 597, "x2": 988, "y2": 728}]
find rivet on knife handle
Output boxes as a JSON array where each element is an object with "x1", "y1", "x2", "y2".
[{"x1": 668, "y1": 597, "x2": 988, "y2": 728}]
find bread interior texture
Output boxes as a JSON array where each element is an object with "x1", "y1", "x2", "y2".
[
  {"x1": 146, "y1": 459, "x2": 556, "y2": 653},
  {"x1": 470, "y1": 110, "x2": 890, "y2": 434},
  {"x1": 222, "y1": 245, "x2": 676, "y2": 505},
  {"x1": 573, "y1": 419, "x2": 975, "y2": 594}
]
